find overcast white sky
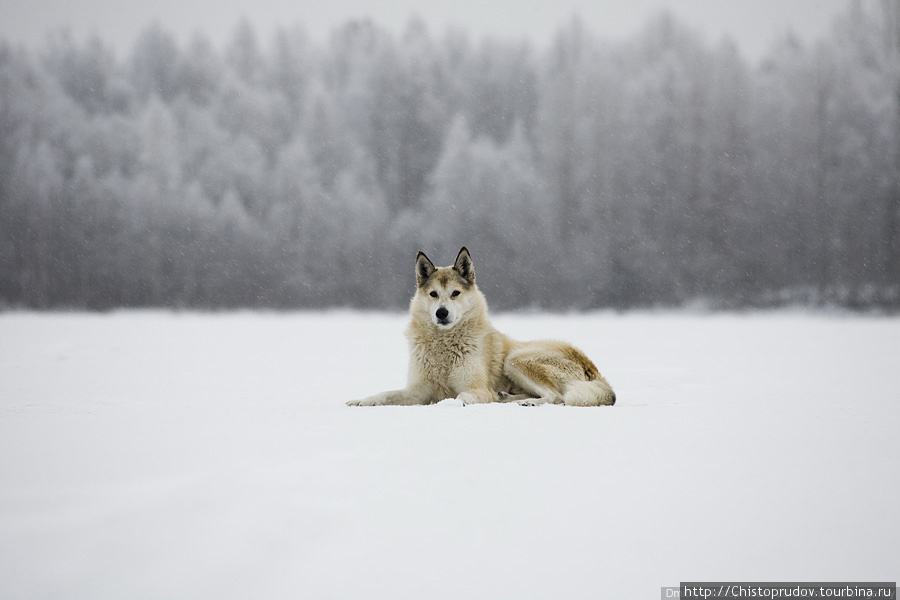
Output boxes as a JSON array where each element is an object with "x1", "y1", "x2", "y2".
[{"x1": 1, "y1": 0, "x2": 849, "y2": 62}]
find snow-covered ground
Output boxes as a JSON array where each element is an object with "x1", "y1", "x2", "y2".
[{"x1": 1, "y1": 311, "x2": 897, "y2": 599}]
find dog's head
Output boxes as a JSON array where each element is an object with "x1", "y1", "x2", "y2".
[{"x1": 412, "y1": 247, "x2": 480, "y2": 329}]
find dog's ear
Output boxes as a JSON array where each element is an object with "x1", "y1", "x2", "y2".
[
  {"x1": 453, "y1": 247, "x2": 474, "y2": 283},
  {"x1": 416, "y1": 251, "x2": 436, "y2": 288}
]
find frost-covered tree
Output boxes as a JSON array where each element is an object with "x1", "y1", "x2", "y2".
[
  {"x1": 0, "y1": 1, "x2": 897, "y2": 310},
  {"x1": 130, "y1": 24, "x2": 182, "y2": 102},
  {"x1": 423, "y1": 116, "x2": 554, "y2": 307}
]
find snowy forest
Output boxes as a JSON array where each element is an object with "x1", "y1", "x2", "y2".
[{"x1": 0, "y1": 2, "x2": 898, "y2": 310}]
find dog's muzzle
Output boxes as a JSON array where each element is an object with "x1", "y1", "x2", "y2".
[{"x1": 435, "y1": 306, "x2": 450, "y2": 325}]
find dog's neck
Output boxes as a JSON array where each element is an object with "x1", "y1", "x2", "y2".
[{"x1": 407, "y1": 310, "x2": 492, "y2": 346}]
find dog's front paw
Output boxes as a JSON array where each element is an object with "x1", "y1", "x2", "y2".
[
  {"x1": 457, "y1": 390, "x2": 494, "y2": 405},
  {"x1": 456, "y1": 392, "x2": 477, "y2": 406},
  {"x1": 347, "y1": 397, "x2": 380, "y2": 407}
]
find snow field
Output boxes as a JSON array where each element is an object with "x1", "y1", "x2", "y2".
[{"x1": 0, "y1": 311, "x2": 897, "y2": 599}]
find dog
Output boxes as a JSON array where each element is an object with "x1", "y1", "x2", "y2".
[{"x1": 347, "y1": 247, "x2": 616, "y2": 407}]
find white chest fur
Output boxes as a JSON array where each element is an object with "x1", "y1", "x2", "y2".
[{"x1": 407, "y1": 321, "x2": 485, "y2": 397}]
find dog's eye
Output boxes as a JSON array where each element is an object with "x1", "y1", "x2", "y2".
[
  {"x1": 451, "y1": 290, "x2": 460, "y2": 298},
  {"x1": 429, "y1": 291, "x2": 438, "y2": 298}
]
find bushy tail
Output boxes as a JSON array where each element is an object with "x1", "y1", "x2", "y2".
[{"x1": 563, "y1": 378, "x2": 616, "y2": 406}]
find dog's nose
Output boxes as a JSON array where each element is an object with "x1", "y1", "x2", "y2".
[{"x1": 435, "y1": 307, "x2": 449, "y2": 320}]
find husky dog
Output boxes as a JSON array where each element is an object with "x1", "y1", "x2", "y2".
[{"x1": 347, "y1": 248, "x2": 616, "y2": 407}]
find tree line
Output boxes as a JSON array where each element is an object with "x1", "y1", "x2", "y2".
[{"x1": 0, "y1": 2, "x2": 898, "y2": 311}]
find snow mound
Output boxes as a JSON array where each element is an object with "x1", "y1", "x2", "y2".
[{"x1": 434, "y1": 397, "x2": 465, "y2": 407}]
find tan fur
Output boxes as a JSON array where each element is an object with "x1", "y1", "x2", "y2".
[{"x1": 347, "y1": 248, "x2": 616, "y2": 407}]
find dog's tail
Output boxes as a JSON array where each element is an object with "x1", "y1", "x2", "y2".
[{"x1": 563, "y1": 378, "x2": 616, "y2": 406}]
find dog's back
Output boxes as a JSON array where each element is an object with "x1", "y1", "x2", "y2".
[{"x1": 503, "y1": 339, "x2": 616, "y2": 406}]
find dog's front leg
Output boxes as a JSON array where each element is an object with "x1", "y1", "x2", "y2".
[
  {"x1": 346, "y1": 390, "x2": 404, "y2": 406},
  {"x1": 456, "y1": 389, "x2": 496, "y2": 406},
  {"x1": 347, "y1": 383, "x2": 434, "y2": 406}
]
